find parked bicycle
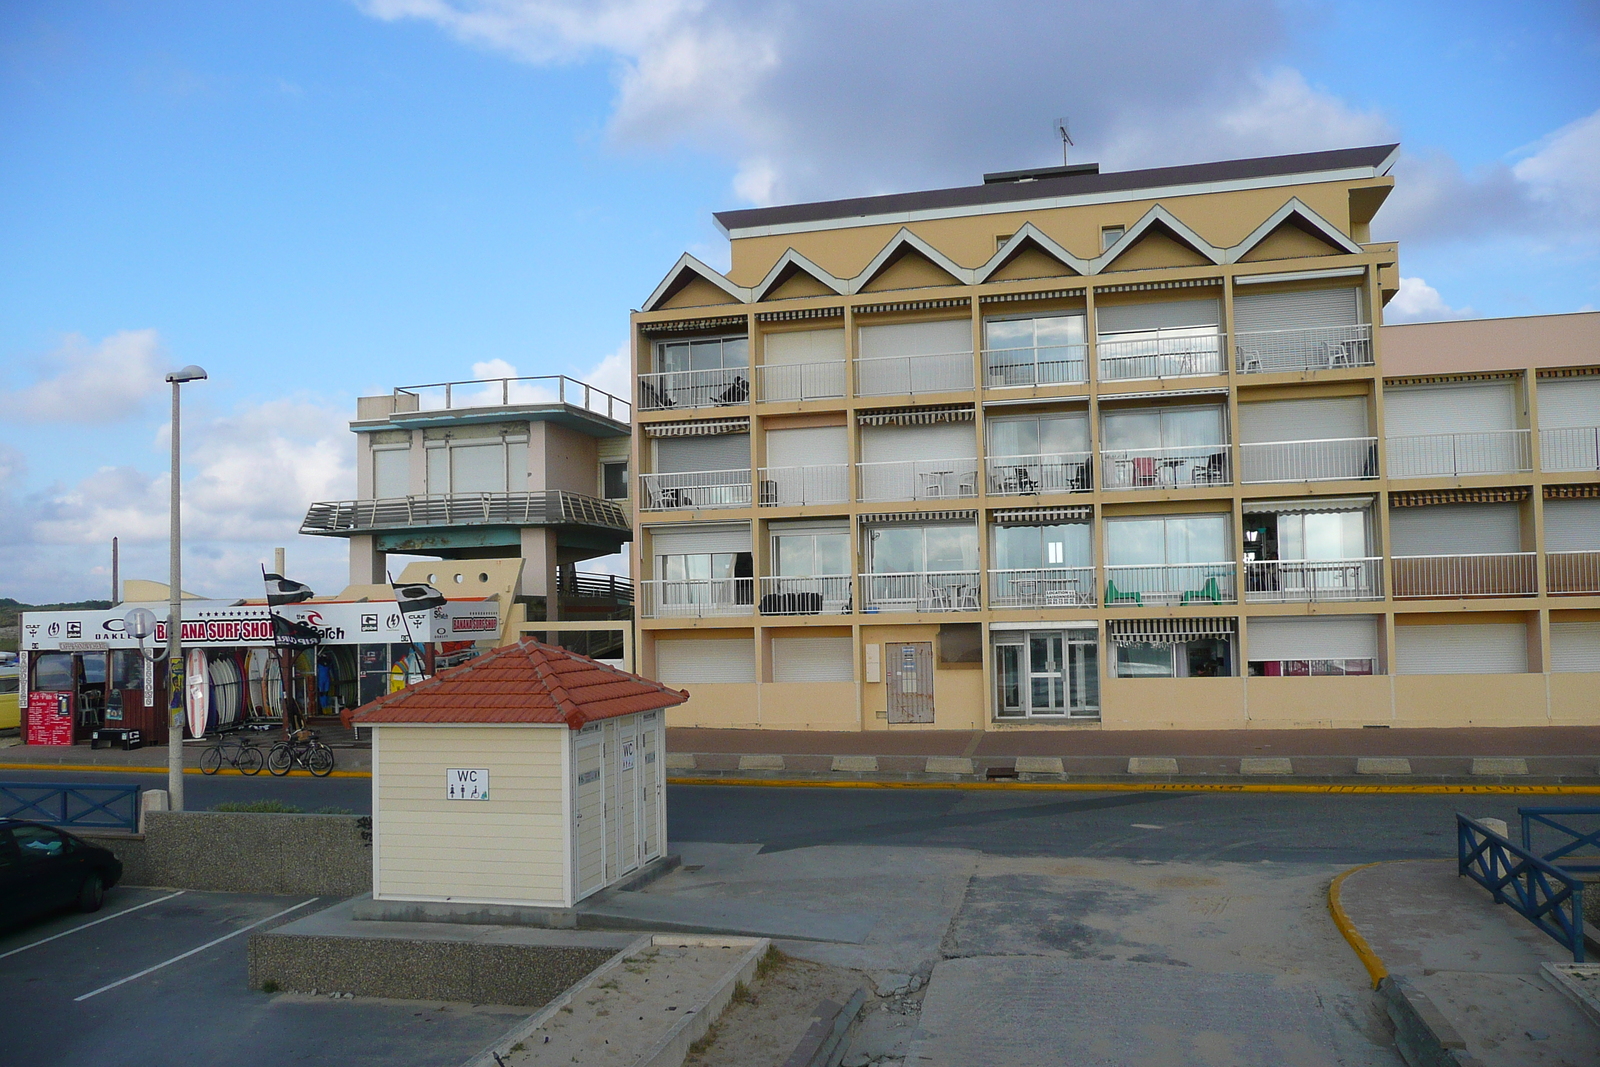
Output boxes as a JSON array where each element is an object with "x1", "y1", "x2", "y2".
[
  {"x1": 267, "y1": 728, "x2": 335, "y2": 778},
  {"x1": 200, "y1": 733, "x2": 266, "y2": 776}
]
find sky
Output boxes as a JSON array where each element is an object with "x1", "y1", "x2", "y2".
[{"x1": 1, "y1": 0, "x2": 1597, "y2": 603}]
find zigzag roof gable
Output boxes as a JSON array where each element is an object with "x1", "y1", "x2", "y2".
[
  {"x1": 976, "y1": 223, "x2": 1091, "y2": 282},
  {"x1": 753, "y1": 249, "x2": 847, "y2": 301},
  {"x1": 1224, "y1": 198, "x2": 1363, "y2": 263},
  {"x1": 1091, "y1": 205, "x2": 1224, "y2": 274},
  {"x1": 642, "y1": 253, "x2": 751, "y2": 312},
  {"x1": 847, "y1": 228, "x2": 975, "y2": 294}
]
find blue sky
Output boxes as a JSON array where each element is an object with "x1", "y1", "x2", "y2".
[{"x1": 1, "y1": 0, "x2": 1596, "y2": 602}]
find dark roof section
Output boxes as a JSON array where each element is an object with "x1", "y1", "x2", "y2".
[{"x1": 715, "y1": 145, "x2": 1399, "y2": 234}]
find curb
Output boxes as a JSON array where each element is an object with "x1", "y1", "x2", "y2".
[
  {"x1": 1379, "y1": 976, "x2": 1486, "y2": 1067},
  {"x1": 668, "y1": 775, "x2": 1600, "y2": 795},
  {"x1": 1327, "y1": 862, "x2": 1388, "y2": 989}
]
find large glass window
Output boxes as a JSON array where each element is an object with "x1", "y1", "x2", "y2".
[
  {"x1": 424, "y1": 437, "x2": 526, "y2": 495},
  {"x1": 985, "y1": 314, "x2": 1085, "y2": 354},
  {"x1": 1102, "y1": 405, "x2": 1226, "y2": 451},
  {"x1": 372, "y1": 447, "x2": 410, "y2": 499},
  {"x1": 1114, "y1": 638, "x2": 1233, "y2": 678},
  {"x1": 657, "y1": 337, "x2": 749, "y2": 374},
  {"x1": 992, "y1": 524, "x2": 1091, "y2": 569},
  {"x1": 993, "y1": 628, "x2": 1099, "y2": 718},
  {"x1": 1105, "y1": 515, "x2": 1229, "y2": 566},
  {"x1": 988, "y1": 415, "x2": 1089, "y2": 458},
  {"x1": 773, "y1": 532, "x2": 849, "y2": 576},
  {"x1": 867, "y1": 525, "x2": 977, "y2": 573}
]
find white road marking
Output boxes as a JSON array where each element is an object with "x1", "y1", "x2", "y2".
[
  {"x1": 0, "y1": 891, "x2": 187, "y2": 961},
  {"x1": 74, "y1": 897, "x2": 317, "y2": 1002},
  {"x1": 1131, "y1": 823, "x2": 1164, "y2": 830}
]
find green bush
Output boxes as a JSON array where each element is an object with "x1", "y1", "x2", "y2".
[{"x1": 212, "y1": 800, "x2": 303, "y2": 813}]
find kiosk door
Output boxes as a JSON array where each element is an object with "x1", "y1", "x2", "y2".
[
  {"x1": 640, "y1": 713, "x2": 662, "y2": 862},
  {"x1": 573, "y1": 727, "x2": 606, "y2": 900},
  {"x1": 612, "y1": 717, "x2": 640, "y2": 876}
]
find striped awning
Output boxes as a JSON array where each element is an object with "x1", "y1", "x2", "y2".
[
  {"x1": 1390, "y1": 488, "x2": 1529, "y2": 507},
  {"x1": 1107, "y1": 617, "x2": 1236, "y2": 643},
  {"x1": 1384, "y1": 371, "x2": 1521, "y2": 387},
  {"x1": 981, "y1": 288, "x2": 1086, "y2": 304},
  {"x1": 857, "y1": 405, "x2": 974, "y2": 427},
  {"x1": 1244, "y1": 496, "x2": 1373, "y2": 515},
  {"x1": 1094, "y1": 277, "x2": 1221, "y2": 294},
  {"x1": 991, "y1": 506, "x2": 1092, "y2": 524},
  {"x1": 1546, "y1": 483, "x2": 1600, "y2": 499},
  {"x1": 643, "y1": 417, "x2": 749, "y2": 438},
  {"x1": 859, "y1": 509, "x2": 978, "y2": 525},
  {"x1": 638, "y1": 314, "x2": 747, "y2": 335},
  {"x1": 855, "y1": 297, "x2": 969, "y2": 316},
  {"x1": 756, "y1": 307, "x2": 844, "y2": 322}
]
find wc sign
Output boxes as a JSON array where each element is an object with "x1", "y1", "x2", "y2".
[{"x1": 446, "y1": 768, "x2": 490, "y2": 801}]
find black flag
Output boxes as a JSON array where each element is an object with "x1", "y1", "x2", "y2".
[
  {"x1": 264, "y1": 573, "x2": 314, "y2": 606},
  {"x1": 393, "y1": 581, "x2": 447, "y2": 614}
]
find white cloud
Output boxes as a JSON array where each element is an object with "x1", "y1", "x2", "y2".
[
  {"x1": 1384, "y1": 277, "x2": 1474, "y2": 324},
  {"x1": 1513, "y1": 108, "x2": 1600, "y2": 225},
  {"x1": 1, "y1": 329, "x2": 166, "y2": 423}
]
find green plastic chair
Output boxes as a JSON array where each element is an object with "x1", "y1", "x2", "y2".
[
  {"x1": 1104, "y1": 579, "x2": 1142, "y2": 607},
  {"x1": 1181, "y1": 576, "x2": 1223, "y2": 604}
]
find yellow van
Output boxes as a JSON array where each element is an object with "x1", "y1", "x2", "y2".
[{"x1": 0, "y1": 666, "x2": 19, "y2": 732}]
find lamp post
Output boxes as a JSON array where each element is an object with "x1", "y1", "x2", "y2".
[{"x1": 165, "y1": 364, "x2": 207, "y2": 810}]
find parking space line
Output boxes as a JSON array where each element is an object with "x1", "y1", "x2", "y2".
[
  {"x1": 73, "y1": 897, "x2": 318, "y2": 1002},
  {"x1": 0, "y1": 891, "x2": 187, "y2": 961}
]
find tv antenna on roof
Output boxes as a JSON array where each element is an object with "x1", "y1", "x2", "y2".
[{"x1": 1056, "y1": 117, "x2": 1074, "y2": 165}]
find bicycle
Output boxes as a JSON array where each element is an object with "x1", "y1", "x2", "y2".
[
  {"x1": 267, "y1": 728, "x2": 335, "y2": 778},
  {"x1": 200, "y1": 733, "x2": 266, "y2": 776}
]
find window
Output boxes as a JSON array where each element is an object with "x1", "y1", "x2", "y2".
[
  {"x1": 1113, "y1": 639, "x2": 1232, "y2": 678},
  {"x1": 983, "y1": 314, "x2": 1085, "y2": 357},
  {"x1": 424, "y1": 436, "x2": 527, "y2": 495},
  {"x1": 1101, "y1": 226, "x2": 1125, "y2": 251},
  {"x1": 992, "y1": 524, "x2": 1090, "y2": 569},
  {"x1": 994, "y1": 628, "x2": 1099, "y2": 718},
  {"x1": 867, "y1": 524, "x2": 977, "y2": 573},
  {"x1": 32, "y1": 653, "x2": 73, "y2": 691},
  {"x1": 987, "y1": 414, "x2": 1089, "y2": 459},
  {"x1": 1249, "y1": 659, "x2": 1375, "y2": 677},
  {"x1": 1105, "y1": 515, "x2": 1229, "y2": 567},
  {"x1": 995, "y1": 233, "x2": 1014, "y2": 250},
  {"x1": 657, "y1": 336, "x2": 749, "y2": 374},
  {"x1": 372, "y1": 447, "x2": 409, "y2": 499},
  {"x1": 602, "y1": 461, "x2": 629, "y2": 500},
  {"x1": 1102, "y1": 405, "x2": 1226, "y2": 452},
  {"x1": 983, "y1": 315, "x2": 1087, "y2": 386},
  {"x1": 660, "y1": 552, "x2": 751, "y2": 584},
  {"x1": 11, "y1": 824, "x2": 71, "y2": 860},
  {"x1": 773, "y1": 532, "x2": 849, "y2": 576}
]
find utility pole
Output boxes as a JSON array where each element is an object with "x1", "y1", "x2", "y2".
[{"x1": 165, "y1": 365, "x2": 207, "y2": 809}]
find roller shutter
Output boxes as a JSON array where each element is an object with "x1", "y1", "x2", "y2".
[
  {"x1": 373, "y1": 448, "x2": 410, "y2": 498},
  {"x1": 1383, "y1": 383, "x2": 1517, "y2": 437},
  {"x1": 1394, "y1": 623, "x2": 1527, "y2": 674},
  {"x1": 655, "y1": 638, "x2": 757, "y2": 684},
  {"x1": 1238, "y1": 397, "x2": 1367, "y2": 443},
  {"x1": 1536, "y1": 378, "x2": 1600, "y2": 430},
  {"x1": 1387, "y1": 504, "x2": 1521, "y2": 555},
  {"x1": 656, "y1": 434, "x2": 749, "y2": 474},
  {"x1": 649, "y1": 523, "x2": 751, "y2": 556},
  {"x1": 1096, "y1": 298, "x2": 1219, "y2": 335},
  {"x1": 1544, "y1": 500, "x2": 1600, "y2": 552},
  {"x1": 860, "y1": 423, "x2": 976, "y2": 463},
  {"x1": 1233, "y1": 288, "x2": 1359, "y2": 333},
  {"x1": 766, "y1": 426, "x2": 847, "y2": 468},
  {"x1": 765, "y1": 328, "x2": 845, "y2": 365},
  {"x1": 858, "y1": 320, "x2": 972, "y2": 359},
  {"x1": 1248, "y1": 616, "x2": 1379, "y2": 661},
  {"x1": 772, "y1": 637, "x2": 854, "y2": 682},
  {"x1": 1551, "y1": 622, "x2": 1600, "y2": 672}
]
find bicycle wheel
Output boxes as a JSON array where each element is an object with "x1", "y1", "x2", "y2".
[
  {"x1": 307, "y1": 743, "x2": 335, "y2": 778},
  {"x1": 200, "y1": 745, "x2": 223, "y2": 775},
  {"x1": 237, "y1": 744, "x2": 266, "y2": 776},
  {"x1": 266, "y1": 742, "x2": 294, "y2": 776}
]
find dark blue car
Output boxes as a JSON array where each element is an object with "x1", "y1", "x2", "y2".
[{"x1": 0, "y1": 819, "x2": 123, "y2": 924}]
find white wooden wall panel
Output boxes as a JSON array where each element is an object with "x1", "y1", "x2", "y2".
[
  {"x1": 650, "y1": 523, "x2": 752, "y2": 556},
  {"x1": 860, "y1": 422, "x2": 977, "y2": 463},
  {"x1": 1248, "y1": 616, "x2": 1379, "y2": 661},
  {"x1": 1394, "y1": 623, "x2": 1527, "y2": 674},
  {"x1": 1542, "y1": 500, "x2": 1600, "y2": 552},
  {"x1": 1233, "y1": 288, "x2": 1359, "y2": 333},
  {"x1": 767, "y1": 426, "x2": 847, "y2": 468},
  {"x1": 1239, "y1": 397, "x2": 1367, "y2": 443},
  {"x1": 655, "y1": 637, "x2": 758, "y2": 684},
  {"x1": 766, "y1": 328, "x2": 845, "y2": 365},
  {"x1": 1383, "y1": 383, "x2": 1518, "y2": 437},
  {"x1": 1096, "y1": 298, "x2": 1219, "y2": 335},
  {"x1": 772, "y1": 636, "x2": 855, "y2": 682},
  {"x1": 858, "y1": 320, "x2": 971, "y2": 359},
  {"x1": 655, "y1": 434, "x2": 750, "y2": 474},
  {"x1": 1387, "y1": 504, "x2": 1521, "y2": 555},
  {"x1": 1536, "y1": 378, "x2": 1600, "y2": 430},
  {"x1": 1551, "y1": 622, "x2": 1600, "y2": 672}
]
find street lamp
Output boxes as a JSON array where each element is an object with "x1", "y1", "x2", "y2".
[{"x1": 165, "y1": 364, "x2": 206, "y2": 810}]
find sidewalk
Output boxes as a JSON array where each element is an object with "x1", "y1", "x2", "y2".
[{"x1": 0, "y1": 717, "x2": 373, "y2": 772}]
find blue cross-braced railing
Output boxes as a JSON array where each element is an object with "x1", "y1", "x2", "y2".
[
  {"x1": 1520, "y1": 806, "x2": 1600, "y2": 874},
  {"x1": 0, "y1": 782, "x2": 141, "y2": 833},
  {"x1": 1456, "y1": 813, "x2": 1584, "y2": 962}
]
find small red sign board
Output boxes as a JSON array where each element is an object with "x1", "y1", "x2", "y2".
[{"x1": 27, "y1": 691, "x2": 75, "y2": 746}]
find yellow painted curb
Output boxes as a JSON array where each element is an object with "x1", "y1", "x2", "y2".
[
  {"x1": 1328, "y1": 862, "x2": 1389, "y2": 989},
  {"x1": 666, "y1": 775, "x2": 1600, "y2": 795},
  {"x1": 0, "y1": 762, "x2": 372, "y2": 779}
]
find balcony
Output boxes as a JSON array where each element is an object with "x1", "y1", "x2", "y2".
[
  {"x1": 1244, "y1": 558, "x2": 1383, "y2": 603},
  {"x1": 639, "y1": 469, "x2": 751, "y2": 511},
  {"x1": 855, "y1": 352, "x2": 973, "y2": 397},
  {"x1": 985, "y1": 453, "x2": 1092, "y2": 495},
  {"x1": 1234, "y1": 324, "x2": 1373, "y2": 375},
  {"x1": 983, "y1": 344, "x2": 1089, "y2": 389},
  {"x1": 1239, "y1": 437, "x2": 1378, "y2": 483},
  {"x1": 757, "y1": 464, "x2": 850, "y2": 507},
  {"x1": 1547, "y1": 551, "x2": 1600, "y2": 595},
  {"x1": 300, "y1": 491, "x2": 630, "y2": 535},
  {"x1": 639, "y1": 578, "x2": 752, "y2": 619},
  {"x1": 756, "y1": 361, "x2": 847, "y2": 403},
  {"x1": 1097, "y1": 333, "x2": 1225, "y2": 382},
  {"x1": 1540, "y1": 427, "x2": 1600, "y2": 472},
  {"x1": 1386, "y1": 430, "x2": 1532, "y2": 478},
  {"x1": 1101, "y1": 445, "x2": 1230, "y2": 490},
  {"x1": 858, "y1": 459, "x2": 980, "y2": 503},
  {"x1": 391, "y1": 374, "x2": 631, "y2": 422},
  {"x1": 1103, "y1": 562, "x2": 1238, "y2": 607},
  {"x1": 638, "y1": 368, "x2": 749, "y2": 411},
  {"x1": 1391, "y1": 553, "x2": 1538, "y2": 598},
  {"x1": 757, "y1": 575, "x2": 852, "y2": 615},
  {"x1": 860, "y1": 571, "x2": 981, "y2": 613},
  {"x1": 989, "y1": 567, "x2": 1096, "y2": 608}
]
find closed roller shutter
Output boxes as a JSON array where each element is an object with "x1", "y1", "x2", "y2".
[
  {"x1": 1394, "y1": 623, "x2": 1527, "y2": 674},
  {"x1": 1096, "y1": 298, "x2": 1219, "y2": 335},
  {"x1": 373, "y1": 448, "x2": 410, "y2": 498},
  {"x1": 1388, "y1": 504, "x2": 1521, "y2": 555},
  {"x1": 860, "y1": 422, "x2": 976, "y2": 463},
  {"x1": 650, "y1": 523, "x2": 751, "y2": 556},
  {"x1": 767, "y1": 426, "x2": 847, "y2": 468},
  {"x1": 1536, "y1": 378, "x2": 1600, "y2": 430},
  {"x1": 1239, "y1": 397, "x2": 1367, "y2": 443},
  {"x1": 656, "y1": 434, "x2": 749, "y2": 474},
  {"x1": 1233, "y1": 288, "x2": 1359, "y2": 333},
  {"x1": 766, "y1": 328, "x2": 845, "y2": 365},
  {"x1": 1248, "y1": 616, "x2": 1378, "y2": 661},
  {"x1": 1551, "y1": 622, "x2": 1600, "y2": 672},
  {"x1": 859, "y1": 320, "x2": 971, "y2": 359},
  {"x1": 655, "y1": 638, "x2": 757, "y2": 684},
  {"x1": 1383, "y1": 383, "x2": 1517, "y2": 437},
  {"x1": 1544, "y1": 500, "x2": 1600, "y2": 552},
  {"x1": 772, "y1": 636, "x2": 854, "y2": 682}
]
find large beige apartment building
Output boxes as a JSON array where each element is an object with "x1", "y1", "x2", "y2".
[{"x1": 627, "y1": 145, "x2": 1600, "y2": 731}]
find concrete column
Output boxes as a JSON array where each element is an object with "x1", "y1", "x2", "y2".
[
  {"x1": 349, "y1": 535, "x2": 387, "y2": 586},
  {"x1": 520, "y1": 527, "x2": 560, "y2": 620}
]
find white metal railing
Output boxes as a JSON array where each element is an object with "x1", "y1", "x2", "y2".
[
  {"x1": 757, "y1": 464, "x2": 850, "y2": 507},
  {"x1": 989, "y1": 567, "x2": 1096, "y2": 608},
  {"x1": 985, "y1": 453, "x2": 1093, "y2": 495},
  {"x1": 1540, "y1": 427, "x2": 1600, "y2": 472},
  {"x1": 1245, "y1": 558, "x2": 1383, "y2": 602},
  {"x1": 1391, "y1": 553, "x2": 1537, "y2": 598},
  {"x1": 638, "y1": 578, "x2": 753, "y2": 618},
  {"x1": 855, "y1": 352, "x2": 973, "y2": 396},
  {"x1": 637, "y1": 367, "x2": 749, "y2": 410},
  {"x1": 1100, "y1": 445, "x2": 1230, "y2": 489},
  {"x1": 858, "y1": 459, "x2": 980, "y2": 502},
  {"x1": 860, "y1": 571, "x2": 981, "y2": 613},
  {"x1": 756, "y1": 360, "x2": 847, "y2": 403},
  {"x1": 301, "y1": 491, "x2": 629, "y2": 534},
  {"x1": 1096, "y1": 332, "x2": 1225, "y2": 381},
  {"x1": 1103, "y1": 562, "x2": 1237, "y2": 606},
  {"x1": 1386, "y1": 429, "x2": 1532, "y2": 478},
  {"x1": 1234, "y1": 324, "x2": 1373, "y2": 374},
  {"x1": 394, "y1": 375, "x2": 631, "y2": 422},
  {"x1": 757, "y1": 575, "x2": 853, "y2": 615},
  {"x1": 1239, "y1": 437, "x2": 1378, "y2": 483},
  {"x1": 983, "y1": 345, "x2": 1089, "y2": 388},
  {"x1": 639, "y1": 469, "x2": 751, "y2": 511},
  {"x1": 1548, "y1": 551, "x2": 1600, "y2": 595}
]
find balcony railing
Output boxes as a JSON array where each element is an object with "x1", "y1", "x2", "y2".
[
  {"x1": 639, "y1": 469, "x2": 752, "y2": 511},
  {"x1": 1100, "y1": 445, "x2": 1230, "y2": 490},
  {"x1": 985, "y1": 453, "x2": 1093, "y2": 495},
  {"x1": 758, "y1": 464, "x2": 850, "y2": 507},
  {"x1": 637, "y1": 368, "x2": 749, "y2": 411},
  {"x1": 1386, "y1": 429, "x2": 1533, "y2": 478},
  {"x1": 393, "y1": 375, "x2": 630, "y2": 422},
  {"x1": 1234, "y1": 324, "x2": 1373, "y2": 374},
  {"x1": 858, "y1": 459, "x2": 980, "y2": 502},
  {"x1": 1245, "y1": 558, "x2": 1383, "y2": 603},
  {"x1": 989, "y1": 567, "x2": 1096, "y2": 608},
  {"x1": 855, "y1": 352, "x2": 973, "y2": 396},
  {"x1": 860, "y1": 571, "x2": 981, "y2": 613},
  {"x1": 1540, "y1": 427, "x2": 1600, "y2": 472},
  {"x1": 1103, "y1": 562, "x2": 1237, "y2": 606},
  {"x1": 638, "y1": 578, "x2": 753, "y2": 619},
  {"x1": 983, "y1": 345, "x2": 1089, "y2": 389},
  {"x1": 1547, "y1": 551, "x2": 1600, "y2": 595},
  {"x1": 300, "y1": 491, "x2": 630, "y2": 535},
  {"x1": 756, "y1": 360, "x2": 847, "y2": 403},
  {"x1": 757, "y1": 576, "x2": 852, "y2": 615},
  {"x1": 1097, "y1": 332, "x2": 1225, "y2": 382},
  {"x1": 1239, "y1": 437, "x2": 1378, "y2": 483},
  {"x1": 1392, "y1": 553, "x2": 1538, "y2": 598}
]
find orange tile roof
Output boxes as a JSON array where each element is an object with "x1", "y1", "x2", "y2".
[{"x1": 346, "y1": 639, "x2": 688, "y2": 729}]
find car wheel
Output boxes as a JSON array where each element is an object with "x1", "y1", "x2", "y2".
[{"x1": 78, "y1": 873, "x2": 105, "y2": 913}]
